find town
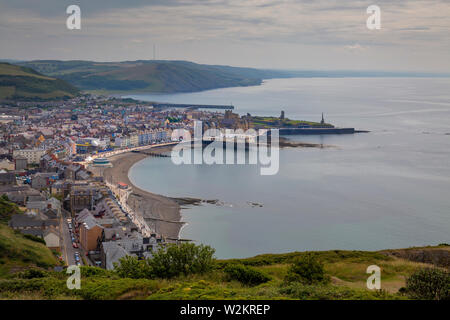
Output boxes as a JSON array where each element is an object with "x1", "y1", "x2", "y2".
[{"x1": 0, "y1": 94, "x2": 276, "y2": 269}]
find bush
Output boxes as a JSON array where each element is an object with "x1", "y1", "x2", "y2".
[
  {"x1": 149, "y1": 243, "x2": 216, "y2": 279},
  {"x1": 285, "y1": 253, "x2": 328, "y2": 284},
  {"x1": 114, "y1": 256, "x2": 152, "y2": 279},
  {"x1": 0, "y1": 278, "x2": 69, "y2": 298},
  {"x1": 17, "y1": 268, "x2": 47, "y2": 279},
  {"x1": 75, "y1": 278, "x2": 160, "y2": 300},
  {"x1": 405, "y1": 268, "x2": 449, "y2": 300},
  {"x1": 80, "y1": 266, "x2": 115, "y2": 278},
  {"x1": 280, "y1": 283, "x2": 397, "y2": 300},
  {"x1": 223, "y1": 264, "x2": 271, "y2": 286},
  {"x1": 23, "y1": 234, "x2": 46, "y2": 245}
]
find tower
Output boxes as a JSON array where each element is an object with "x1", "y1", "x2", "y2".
[{"x1": 321, "y1": 113, "x2": 325, "y2": 125}]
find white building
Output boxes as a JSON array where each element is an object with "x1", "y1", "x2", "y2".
[{"x1": 13, "y1": 149, "x2": 46, "y2": 164}]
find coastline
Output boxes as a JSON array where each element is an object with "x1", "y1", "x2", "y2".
[
  {"x1": 99, "y1": 139, "x2": 332, "y2": 241},
  {"x1": 102, "y1": 149, "x2": 183, "y2": 240}
]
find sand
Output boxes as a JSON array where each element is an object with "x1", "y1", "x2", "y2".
[{"x1": 102, "y1": 149, "x2": 183, "y2": 240}]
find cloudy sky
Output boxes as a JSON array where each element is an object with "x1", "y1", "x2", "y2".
[{"x1": 0, "y1": 0, "x2": 449, "y2": 72}]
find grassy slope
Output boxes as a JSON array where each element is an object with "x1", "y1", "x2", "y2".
[
  {"x1": 0, "y1": 198, "x2": 58, "y2": 278},
  {"x1": 0, "y1": 197, "x2": 23, "y2": 224},
  {"x1": 0, "y1": 62, "x2": 79, "y2": 100},
  {"x1": 18, "y1": 60, "x2": 292, "y2": 93},
  {"x1": 1, "y1": 245, "x2": 447, "y2": 300},
  {"x1": 0, "y1": 224, "x2": 58, "y2": 278}
]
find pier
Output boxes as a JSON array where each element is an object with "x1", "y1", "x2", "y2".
[
  {"x1": 279, "y1": 127, "x2": 356, "y2": 135},
  {"x1": 152, "y1": 103, "x2": 234, "y2": 110}
]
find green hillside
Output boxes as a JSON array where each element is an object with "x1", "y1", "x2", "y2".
[
  {"x1": 0, "y1": 224, "x2": 58, "y2": 278},
  {"x1": 0, "y1": 62, "x2": 79, "y2": 101},
  {"x1": 0, "y1": 196, "x2": 22, "y2": 224},
  {"x1": 18, "y1": 60, "x2": 293, "y2": 93},
  {"x1": 0, "y1": 197, "x2": 58, "y2": 277},
  {"x1": 0, "y1": 242, "x2": 448, "y2": 300}
]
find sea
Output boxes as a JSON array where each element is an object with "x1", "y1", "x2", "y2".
[{"x1": 126, "y1": 77, "x2": 450, "y2": 259}]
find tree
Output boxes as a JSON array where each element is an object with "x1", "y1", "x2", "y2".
[
  {"x1": 114, "y1": 243, "x2": 216, "y2": 279},
  {"x1": 149, "y1": 243, "x2": 215, "y2": 278},
  {"x1": 114, "y1": 256, "x2": 151, "y2": 279}
]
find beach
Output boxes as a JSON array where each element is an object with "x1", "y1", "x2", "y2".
[{"x1": 102, "y1": 148, "x2": 183, "y2": 240}]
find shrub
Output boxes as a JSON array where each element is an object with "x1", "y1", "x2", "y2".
[
  {"x1": 285, "y1": 253, "x2": 328, "y2": 284},
  {"x1": 405, "y1": 268, "x2": 449, "y2": 300},
  {"x1": 149, "y1": 243, "x2": 216, "y2": 279},
  {"x1": 75, "y1": 278, "x2": 160, "y2": 300},
  {"x1": 23, "y1": 234, "x2": 46, "y2": 245},
  {"x1": 280, "y1": 283, "x2": 397, "y2": 300},
  {"x1": 114, "y1": 256, "x2": 152, "y2": 279},
  {"x1": 80, "y1": 266, "x2": 115, "y2": 278},
  {"x1": 0, "y1": 278, "x2": 69, "y2": 298},
  {"x1": 18, "y1": 268, "x2": 47, "y2": 279},
  {"x1": 223, "y1": 264, "x2": 271, "y2": 286}
]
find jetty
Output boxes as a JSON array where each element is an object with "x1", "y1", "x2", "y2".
[
  {"x1": 279, "y1": 127, "x2": 356, "y2": 135},
  {"x1": 152, "y1": 103, "x2": 234, "y2": 110}
]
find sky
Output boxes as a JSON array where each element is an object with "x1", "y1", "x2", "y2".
[{"x1": 0, "y1": 0, "x2": 449, "y2": 72}]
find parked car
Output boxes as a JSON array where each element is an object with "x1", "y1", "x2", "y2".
[{"x1": 72, "y1": 242, "x2": 78, "y2": 248}]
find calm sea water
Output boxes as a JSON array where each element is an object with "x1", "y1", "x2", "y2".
[{"x1": 127, "y1": 78, "x2": 450, "y2": 259}]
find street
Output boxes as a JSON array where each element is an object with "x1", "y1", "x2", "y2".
[{"x1": 60, "y1": 209, "x2": 82, "y2": 267}]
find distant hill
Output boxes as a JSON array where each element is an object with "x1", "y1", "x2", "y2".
[
  {"x1": 17, "y1": 60, "x2": 293, "y2": 93},
  {"x1": 0, "y1": 62, "x2": 79, "y2": 101},
  {"x1": 13, "y1": 60, "x2": 449, "y2": 96}
]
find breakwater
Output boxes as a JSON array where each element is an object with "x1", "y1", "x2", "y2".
[
  {"x1": 153, "y1": 103, "x2": 234, "y2": 110},
  {"x1": 279, "y1": 127, "x2": 356, "y2": 135}
]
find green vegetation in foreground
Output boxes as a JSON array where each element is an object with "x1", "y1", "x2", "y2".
[
  {"x1": 251, "y1": 116, "x2": 333, "y2": 129},
  {"x1": 0, "y1": 195, "x2": 22, "y2": 224},
  {"x1": 0, "y1": 224, "x2": 58, "y2": 278},
  {"x1": 0, "y1": 235, "x2": 448, "y2": 300},
  {"x1": 0, "y1": 62, "x2": 79, "y2": 101}
]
